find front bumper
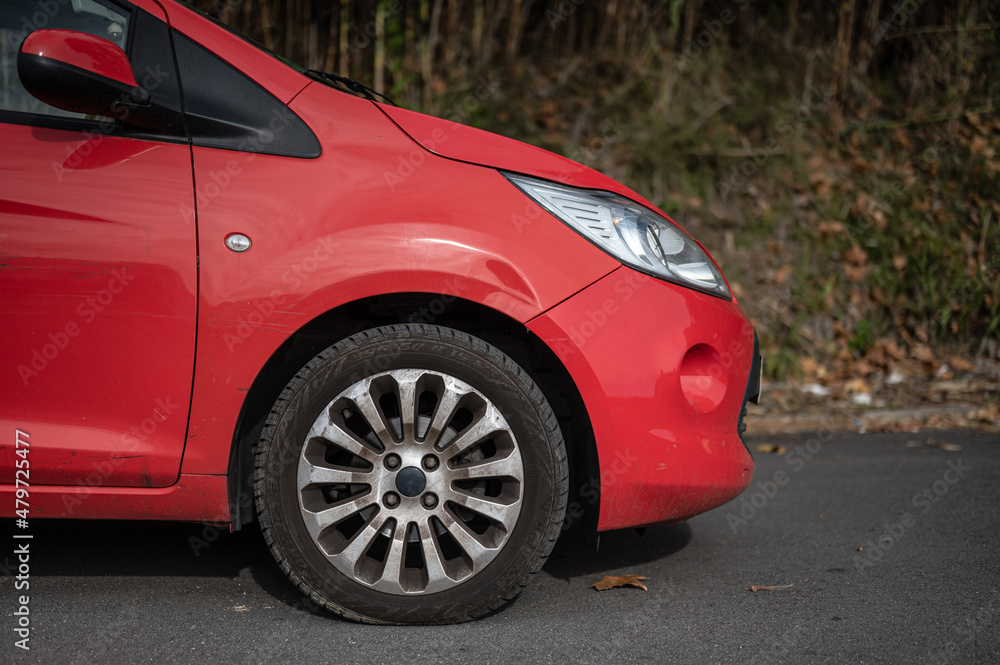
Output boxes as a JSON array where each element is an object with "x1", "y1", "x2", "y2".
[{"x1": 527, "y1": 266, "x2": 758, "y2": 531}]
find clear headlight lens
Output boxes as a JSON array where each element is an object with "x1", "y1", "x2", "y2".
[{"x1": 504, "y1": 173, "x2": 731, "y2": 299}]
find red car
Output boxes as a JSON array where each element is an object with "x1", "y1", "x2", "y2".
[{"x1": 1, "y1": 0, "x2": 760, "y2": 624}]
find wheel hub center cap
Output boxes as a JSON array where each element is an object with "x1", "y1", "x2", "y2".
[{"x1": 395, "y1": 466, "x2": 426, "y2": 497}]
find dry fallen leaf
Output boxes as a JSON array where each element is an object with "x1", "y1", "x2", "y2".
[
  {"x1": 755, "y1": 444, "x2": 789, "y2": 454},
  {"x1": 773, "y1": 265, "x2": 794, "y2": 284},
  {"x1": 746, "y1": 584, "x2": 793, "y2": 592},
  {"x1": 925, "y1": 414, "x2": 949, "y2": 428},
  {"x1": 590, "y1": 575, "x2": 649, "y2": 591},
  {"x1": 844, "y1": 377, "x2": 871, "y2": 395},
  {"x1": 921, "y1": 439, "x2": 962, "y2": 452},
  {"x1": 817, "y1": 220, "x2": 845, "y2": 239},
  {"x1": 950, "y1": 356, "x2": 974, "y2": 372},
  {"x1": 843, "y1": 244, "x2": 868, "y2": 266},
  {"x1": 973, "y1": 402, "x2": 1000, "y2": 423},
  {"x1": 912, "y1": 344, "x2": 936, "y2": 369}
]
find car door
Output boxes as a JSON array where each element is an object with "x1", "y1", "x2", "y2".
[{"x1": 0, "y1": 0, "x2": 196, "y2": 488}]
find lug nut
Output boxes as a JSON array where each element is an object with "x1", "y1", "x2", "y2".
[
  {"x1": 385, "y1": 454, "x2": 401, "y2": 470},
  {"x1": 383, "y1": 492, "x2": 400, "y2": 508},
  {"x1": 422, "y1": 455, "x2": 439, "y2": 471},
  {"x1": 421, "y1": 493, "x2": 438, "y2": 509}
]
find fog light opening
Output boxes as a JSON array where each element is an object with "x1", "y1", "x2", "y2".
[{"x1": 679, "y1": 343, "x2": 729, "y2": 413}]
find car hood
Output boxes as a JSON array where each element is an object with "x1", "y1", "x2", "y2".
[{"x1": 374, "y1": 103, "x2": 661, "y2": 211}]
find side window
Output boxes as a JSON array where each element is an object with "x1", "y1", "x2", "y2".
[
  {"x1": 0, "y1": 0, "x2": 131, "y2": 118},
  {"x1": 173, "y1": 31, "x2": 320, "y2": 158}
]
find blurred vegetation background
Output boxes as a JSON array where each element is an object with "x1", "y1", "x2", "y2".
[{"x1": 190, "y1": 0, "x2": 999, "y2": 387}]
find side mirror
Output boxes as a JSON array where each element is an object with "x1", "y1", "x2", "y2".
[{"x1": 17, "y1": 29, "x2": 150, "y2": 122}]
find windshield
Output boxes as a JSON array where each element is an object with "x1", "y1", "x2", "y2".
[{"x1": 171, "y1": 0, "x2": 303, "y2": 72}]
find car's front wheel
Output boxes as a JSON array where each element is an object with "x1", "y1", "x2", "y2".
[{"x1": 254, "y1": 324, "x2": 568, "y2": 624}]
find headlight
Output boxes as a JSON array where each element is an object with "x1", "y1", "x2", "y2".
[{"x1": 504, "y1": 173, "x2": 731, "y2": 299}]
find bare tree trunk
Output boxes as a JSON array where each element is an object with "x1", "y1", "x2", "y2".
[
  {"x1": 481, "y1": 0, "x2": 496, "y2": 69},
  {"x1": 403, "y1": 2, "x2": 417, "y2": 105},
  {"x1": 580, "y1": 4, "x2": 594, "y2": 57},
  {"x1": 374, "y1": 3, "x2": 385, "y2": 93},
  {"x1": 445, "y1": 0, "x2": 463, "y2": 74},
  {"x1": 682, "y1": 0, "x2": 696, "y2": 62},
  {"x1": 472, "y1": 0, "x2": 484, "y2": 68},
  {"x1": 830, "y1": 0, "x2": 857, "y2": 115},
  {"x1": 422, "y1": 0, "x2": 443, "y2": 110},
  {"x1": 260, "y1": 0, "x2": 275, "y2": 50},
  {"x1": 506, "y1": 0, "x2": 525, "y2": 59},
  {"x1": 563, "y1": 6, "x2": 578, "y2": 59},
  {"x1": 286, "y1": 0, "x2": 296, "y2": 65},
  {"x1": 306, "y1": 1, "x2": 318, "y2": 69},
  {"x1": 855, "y1": 0, "x2": 884, "y2": 75},
  {"x1": 602, "y1": 0, "x2": 618, "y2": 50},
  {"x1": 323, "y1": 1, "x2": 338, "y2": 71},
  {"x1": 786, "y1": 0, "x2": 799, "y2": 50},
  {"x1": 339, "y1": 1, "x2": 350, "y2": 75}
]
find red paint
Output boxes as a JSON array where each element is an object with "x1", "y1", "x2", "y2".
[
  {"x1": 160, "y1": 0, "x2": 311, "y2": 104},
  {"x1": 680, "y1": 344, "x2": 731, "y2": 413},
  {"x1": 21, "y1": 30, "x2": 138, "y2": 86},
  {"x1": 0, "y1": 0, "x2": 756, "y2": 532},
  {"x1": 0, "y1": 126, "x2": 197, "y2": 488},
  {"x1": 376, "y1": 104, "x2": 651, "y2": 203},
  {"x1": 526, "y1": 268, "x2": 755, "y2": 531},
  {"x1": 0, "y1": 474, "x2": 230, "y2": 522},
  {"x1": 180, "y1": 82, "x2": 620, "y2": 475}
]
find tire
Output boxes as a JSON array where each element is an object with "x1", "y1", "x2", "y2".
[{"x1": 254, "y1": 324, "x2": 568, "y2": 624}]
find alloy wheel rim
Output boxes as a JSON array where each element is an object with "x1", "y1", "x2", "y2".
[{"x1": 296, "y1": 368, "x2": 524, "y2": 595}]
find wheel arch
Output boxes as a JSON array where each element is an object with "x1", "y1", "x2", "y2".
[{"x1": 226, "y1": 293, "x2": 599, "y2": 534}]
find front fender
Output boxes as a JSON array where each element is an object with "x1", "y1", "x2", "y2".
[{"x1": 181, "y1": 82, "x2": 618, "y2": 475}]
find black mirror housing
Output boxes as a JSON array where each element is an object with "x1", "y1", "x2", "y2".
[{"x1": 17, "y1": 29, "x2": 167, "y2": 128}]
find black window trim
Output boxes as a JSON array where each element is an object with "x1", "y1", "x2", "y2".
[{"x1": 0, "y1": 0, "x2": 184, "y2": 143}]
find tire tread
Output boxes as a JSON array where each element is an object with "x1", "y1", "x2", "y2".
[{"x1": 254, "y1": 323, "x2": 568, "y2": 624}]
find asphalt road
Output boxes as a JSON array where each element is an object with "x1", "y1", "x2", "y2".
[{"x1": 2, "y1": 430, "x2": 998, "y2": 664}]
